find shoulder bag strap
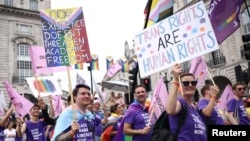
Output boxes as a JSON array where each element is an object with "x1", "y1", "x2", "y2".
[{"x1": 175, "y1": 104, "x2": 188, "y2": 136}]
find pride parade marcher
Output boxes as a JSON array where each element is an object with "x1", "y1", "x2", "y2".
[
  {"x1": 166, "y1": 63, "x2": 207, "y2": 141},
  {"x1": 227, "y1": 82, "x2": 250, "y2": 125},
  {"x1": 114, "y1": 84, "x2": 151, "y2": 141},
  {"x1": 51, "y1": 84, "x2": 97, "y2": 141},
  {"x1": 0, "y1": 106, "x2": 14, "y2": 140},
  {"x1": 197, "y1": 84, "x2": 225, "y2": 125}
]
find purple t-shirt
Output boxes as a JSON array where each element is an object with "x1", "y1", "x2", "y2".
[
  {"x1": 169, "y1": 98, "x2": 207, "y2": 141},
  {"x1": 0, "y1": 126, "x2": 4, "y2": 140},
  {"x1": 25, "y1": 120, "x2": 47, "y2": 141},
  {"x1": 198, "y1": 98, "x2": 225, "y2": 125},
  {"x1": 112, "y1": 117, "x2": 123, "y2": 141},
  {"x1": 124, "y1": 107, "x2": 151, "y2": 141},
  {"x1": 93, "y1": 111, "x2": 103, "y2": 137},
  {"x1": 65, "y1": 118, "x2": 96, "y2": 141},
  {"x1": 227, "y1": 98, "x2": 250, "y2": 125}
]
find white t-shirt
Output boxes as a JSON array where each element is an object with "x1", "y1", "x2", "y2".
[{"x1": 4, "y1": 128, "x2": 16, "y2": 141}]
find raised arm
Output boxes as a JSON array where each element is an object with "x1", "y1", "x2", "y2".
[
  {"x1": 166, "y1": 64, "x2": 182, "y2": 115},
  {"x1": 0, "y1": 106, "x2": 13, "y2": 127}
]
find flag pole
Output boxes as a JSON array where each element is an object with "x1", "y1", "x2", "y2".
[
  {"x1": 88, "y1": 62, "x2": 94, "y2": 95},
  {"x1": 67, "y1": 66, "x2": 76, "y2": 120},
  {"x1": 34, "y1": 74, "x2": 41, "y2": 98},
  {"x1": 206, "y1": 68, "x2": 216, "y2": 86}
]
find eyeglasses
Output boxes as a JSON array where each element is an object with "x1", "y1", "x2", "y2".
[
  {"x1": 237, "y1": 87, "x2": 246, "y2": 91},
  {"x1": 136, "y1": 91, "x2": 146, "y2": 94},
  {"x1": 181, "y1": 81, "x2": 197, "y2": 86}
]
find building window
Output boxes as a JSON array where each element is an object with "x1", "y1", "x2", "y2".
[
  {"x1": 16, "y1": 24, "x2": 32, "y2": 35},
  {"x1": 183, "y1": 0, "x2": 192, "y2": 5},
  {"x1": 4, "y1": 0, "x2": 13, "y2": 6},
  {"x1": 242, "y1": 7, "x2": 250, "y2": 34},
  {"x1": 30, "y1": 0, "x2": 38, "y2": 11},
  {"x1": 181, "y1": 61, "x2": 190, "y2": 73},
  {"x1": 17, "y1": 43, "x2": 32, "y2": 83},
  {"x1": 207, "y1": 50, "x2": 226, "y2": 66}
]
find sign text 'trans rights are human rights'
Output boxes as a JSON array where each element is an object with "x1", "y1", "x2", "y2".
[
  {"x1": 134, "y1": 1, "x2": 219, "y2": 78},
  {"x1": 40, "y1": 7, "x2": 91, "y2": 67}
]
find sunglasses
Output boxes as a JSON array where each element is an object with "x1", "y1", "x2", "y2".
[
  {"x1": 237, "y1": 87, "x2": 246, "y2": 91},
  {"x1": 136, "y1": 91, "x2": 145, "y2": 94},
  {"x1": 181, "y1": 81, "x2": 197, "y2": 86}
]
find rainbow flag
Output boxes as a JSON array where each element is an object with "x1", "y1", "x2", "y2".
[
  {"x1": 209, "y1": 0, "x2": 243, "y2": 43},
  {"x1": 106, "y1": 56, "x2": 114, "y2": 70},
  {"x1": 74, "y1": 63, "x2": 83, "y2": 70},
  {"x1": 40, "y1": 7, "x2": 92, "y2": 67},
  {"x1": 120, "y1": 57, "x2": 128, "y2": 72},
  {"x1": 91, "y1": 54, "x2": 99, "y2": 71}
]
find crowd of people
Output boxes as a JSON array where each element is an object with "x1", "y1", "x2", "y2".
[{"x1": 0, "y1": 63, "x2": 250, "y2": 141}]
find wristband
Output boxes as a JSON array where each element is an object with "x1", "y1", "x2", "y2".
[
  {"x1": 173, "y1": 81, "x2": 180, "y2": 87},
  {"x1": 211, "y1": 95, "x2": 217, "y2": 100}
]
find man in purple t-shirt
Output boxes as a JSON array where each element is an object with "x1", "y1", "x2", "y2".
[
  {"x1": 227, "y1": 82, "x2": 250, "y2": 125},
  {"x1": 52, "y1": 84, "x2": 96, "y2": 141},
  {"x1": 123, "y1": 85, "x2": 151, "y2": 141},
  {"x1": 198, "y1": 84, "x2": 225, "y2": 125}
]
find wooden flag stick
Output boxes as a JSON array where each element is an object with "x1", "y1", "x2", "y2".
[
  {"x1": 67, "y1": 66, "x2": 76, "y2": 120},
  {"x1": 147, "y1": 105, "x2": 155, "y2": 127},
  {"x1": 206, "y1": 68, "x2": 216, "y2": 86}
]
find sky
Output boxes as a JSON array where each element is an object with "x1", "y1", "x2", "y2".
[{"x1": 50, "y1": 0, "x2": 147, "y2": 91}]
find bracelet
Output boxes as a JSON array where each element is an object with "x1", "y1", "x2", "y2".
[
  {"x1": 211, "y1": 95, "x2": 217, "y2": 100},
  {"x1": 173, "y1": 81, "x2": 180, "y2": 87}
]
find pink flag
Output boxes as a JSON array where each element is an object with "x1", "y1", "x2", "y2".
[
  {"x1": 29, "y1": 46, "x2": 68, "y2": 75},
  {"x1": 216, "y1": 84, "x2": 234, "y2": 111},
  {"x1": 149, "y1": 78, "x2": 168, "y2": 124},
  {"x1": 0, "y1": 104, "x2": 4, "y2": 116},
  {"x1": 189, "y1": 56, "x2": 208, "y2": 87},
  {"x1": 52, "y1": 95, "x2": 62, "y2": 117},
  {"x1": 3, "y1": 81, "x2": 34, "y2": 118},
  {"x1": 106, "y1": 64, "x2": 122, "y2": 78}
]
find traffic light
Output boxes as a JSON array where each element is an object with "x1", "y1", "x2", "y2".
[
  {"x1": 128, "y1": 63, "x2": 138, "y2": 103},
  {"x1": 242, "y1": 34, "x2": 250, "y2": 60},
  {"x1": 141, "y1": 77, "x2": 151, "y2": 92}
]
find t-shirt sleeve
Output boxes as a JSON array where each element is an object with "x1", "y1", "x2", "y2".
[
  {"x1": 198, "y1": 99, "x2": 208, "y2": 111},
  {"x1": 227, "y1": 98, "x2": 236, "y2": 112},
  {"x1": 124, "y1": 111, "x2": 135, "y2": 124}
]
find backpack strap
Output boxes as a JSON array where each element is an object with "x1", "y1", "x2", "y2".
[{"x1": 174, "y1": 104, "x2": 188, "y2": 136}]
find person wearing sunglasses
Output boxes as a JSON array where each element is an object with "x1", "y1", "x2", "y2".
[
  {"x1": 166, "y1": 63, "x2": 207, "y2": 141},
  {"x1": 197, "y1": 84, "x2": 225, "y2": 125},
  {"x1": 227, "y1": 82, "x2": 250, "y2": 125}
]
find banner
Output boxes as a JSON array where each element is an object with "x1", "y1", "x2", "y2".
[
  {"x1": 106, "y1": 63, "x2": 122, "y2": 78},
  {"x1": 40, "y1": 7, "x2": 92, "y2": 67},
  {"x1": 29, "y1": 46, "x2": 68, "y2": 75},
  {"x1": 26, "y1": 76, "x2": 63, "y2": 97},
  {"x1": 208, "y1": 0, "x2": 243, "y2": 43},
  {"x1": 134, "y1": 1, "x2": 219, "y2": 78}
]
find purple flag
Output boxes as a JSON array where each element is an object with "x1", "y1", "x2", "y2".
[
  {"x1": 209, "y1": 0, "x2": 243, "y2": 43},
  {"x1": 216, "y1": 84, "x2": 234, "y2": 111},
  {"x1": 149, "y1": 78, "x2": 168, "y2": 124},
  {"x1": 189, "y1": 56, "x2": 208, "y2": 87},
  {"x1": 3, "y1": 81, "x2": 34, "y2": 118}
]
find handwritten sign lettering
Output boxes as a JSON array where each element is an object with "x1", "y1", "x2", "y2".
[{"x1": 134, "y1": 1, "x2": 219, "y2": 77}]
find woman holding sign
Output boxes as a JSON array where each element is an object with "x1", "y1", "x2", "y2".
[{"x1": 166, "y1": 63, "x2": 207, "y2": 141}]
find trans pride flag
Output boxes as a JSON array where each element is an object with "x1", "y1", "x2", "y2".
[
  {"x1": 91, "y1": 54, "x2": 99, "y2": 71},
  {"x1": 40, "y1": 7, "x2": 92, "y2": 67},
  {"x1": 209, "y1": 0, "x2": 243, "y2": 43},
  {"x1": 120, "y1": 57, "x2": 128, "y2": 72},
  {"x1": 106, "y1": 56, "x2": 114, "y2": 71}
]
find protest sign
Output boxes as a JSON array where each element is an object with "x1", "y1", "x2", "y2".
[
  {"x1": 26, "y1": 76, "x2": 63, "y2": 97},
  {"x1": 134, "y1": 1, "x2": 219, "y2": 77},
  {"x1": 40, "y1": 7, "x2": 91, "y2": 67}
]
